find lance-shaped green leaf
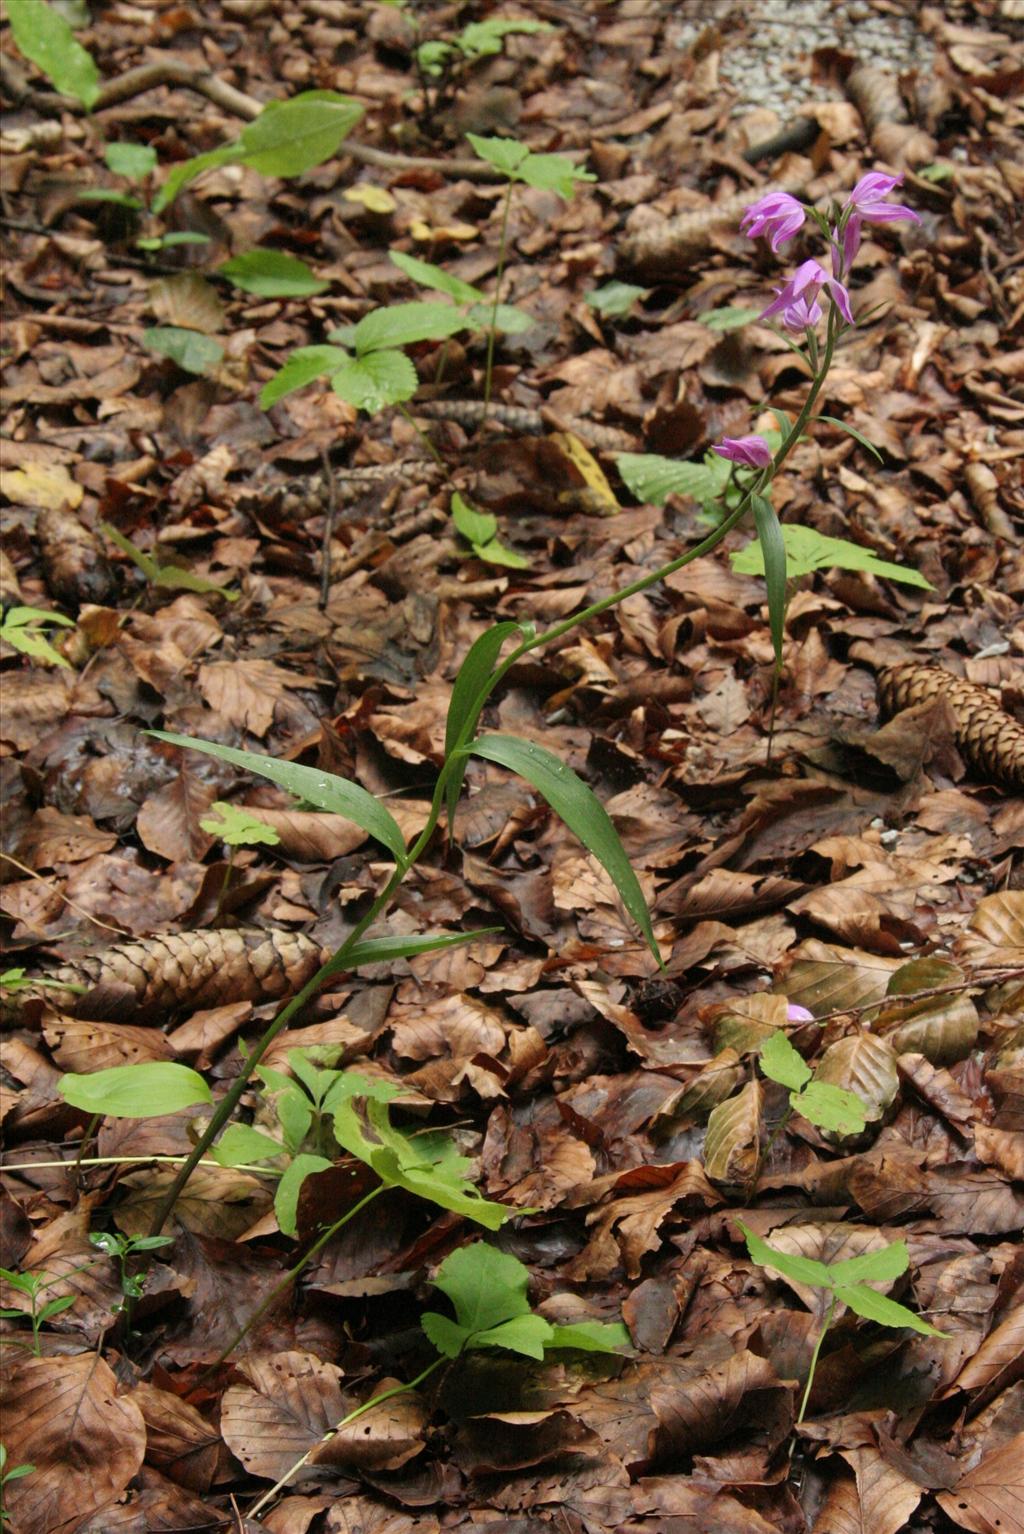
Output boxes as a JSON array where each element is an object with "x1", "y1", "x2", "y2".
[
  {"x1": 143, "y1": 327, "x2": 225, "y2": 378},
  {"x1": 150, "y1": 733, "x2": 408, "y2": 865},
  {"x1": 828, "y1": 1241, "x2": 910, "y2": 1286},
  {"x1": 389, "y1": 250, "x2": 483, "y2": 306},
  {"x1": 59, "y1": 1062, "x2": 212, "y2": 1118},
  {"x1": 737, "y1": 1223, "x2": 832, "y2": 1289},
  {"x1": 443, "y1": 622, "x2": 530, "y2": 822},
  {"x1": 154, "y1": 91, "x2": 363, "y2": 211},
  {"x1": 752, "y1": 493, "x2": 787, "y2": 672},
  {"x1": 274, "y1": 1152, "x2": 332, "y2": 1238},
  {"x1": 615, "y1": 453, "x2": 720, "y2": 507},
  {"x1": 335, "y1": 927, "x2": 504, "y2": 973},
  {"x1": 819, "y1": 414, "x2": 883, "y2": 463},
  {"x1": 469, "y1": 733, "x2": 660, "y2": 964},
  {"x1": 835, "y1": 1283, "x2": 946, "y2": 1335},
  {"x1": 8, "y1": 0, "x2": 101, "y2": 108},
  {"x1": 732, "y1": 524, "x2": 931, "y2": 590},
  {"x1": 211, "y1": 1123, "x2": 287, "y2": 1168}
]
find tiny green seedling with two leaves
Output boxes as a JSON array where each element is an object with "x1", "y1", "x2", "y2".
[
  {"x1": 101, "y1": 523, "x2": 239, "y2": 601},
  {"x1": 738, "y1": 1224, "x2": 948, "y2": 1423},
  {"x1": 759, "y1": 1030, "x2": 867, "y2": 1138},
  {"x1": 0, "y1": 1443, "x2": 35, "y2": 1529},
  {"x1": 450, "y1": 492, "x2": 527, "y2": 569},
  {"x1": 199, "y1": 801, "x2": 280, "y2": 922}
]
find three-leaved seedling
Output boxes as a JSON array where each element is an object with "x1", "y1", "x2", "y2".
[{"x1": 739, "y1": 1224, "x2": 948, "y2": 1423}]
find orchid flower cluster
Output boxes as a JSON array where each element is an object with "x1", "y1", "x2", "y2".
[{"x1": 713, "y1": 172, "x2": 920, "y2": 472}]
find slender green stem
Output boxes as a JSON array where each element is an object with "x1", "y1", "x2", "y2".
[
  {"x1": 397, "y1": 403, "x2": 443, "y2": 467},
  {"x1": 1, "y1": 1155, "x2": 280, "y2": 1173},
  {"x1": 247, "y1": 1355, "x2": 444, "y2": 1519},
  {"x1": 144, "y1": 865, "x2": 405, "y2": 1239},
  {"x1": 211, "y1": 1184, "x2": 385, "y2": 1369},
  {"x1": 482, "y1": 178, "x2": 514, "y2": 420},
  {"x1": 798, "y1": 1294, "x2": 835, "y2": 1424}
]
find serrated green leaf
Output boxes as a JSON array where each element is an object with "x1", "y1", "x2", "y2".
[
  {"x1": 274, "y1": 1152, "x2": 332, "y2": 1238},
  {"x1": 752, "y1": 493, "x2": 787, "y2": 671},
  {"x1": 219, "y1": 249, "x2": 328, "y2": 297},
  {"x1": 199, "y1": 801, "x2": 281, "y2": 847},
  {"x1": 150, "y1": 733, "x2": 409, "y2": 865},
  {"x1": 615, "y1": 452, "x2": 718, "y2": 507},
  {"x1": 420, "y1": 1310, "x2": 470, "y2": 1356},
  {"x1": 104, "y1": 142, "x2": 158, "y2": 181},
  {"x1": 59, "y1": 1062, "x2": 212, "y2": 1118},
  {"x1": 828, "y1": 1240, "x2": 908, "y2": 1286},
  {"x1": 466, "y1": 133, "x2": 530, "y2": 177},
  {"x1": 738, "y1": 1222, "x2": 832, "y2": 1290},
  {"x1": 585, "y1": 281, "x2": 647, "y2": 318},
  {"x1": 835, "y1": 1283, "x2": 947, "y2": 1335},
  {"x1": 457, "y1": 18, "x2": 552, "y2": 60},
  {"x1": 416, "y1": 40, "x2": 453, "y2": 77},
  {"x1": 549, "y1": 1320, "x2": 631, "y2": 1353},
  {"x1": 7, "y1": 0, "x2": 101, "y2": 107},
  {"x1": 153, "y1": 91, "x2": 363, "y2": 212},
  {"x1": 353, "y1": 301, "x2": 466, "y2": 355},
  {"x1": 142, "y1": 327, "x2": 224, "y2": 376},
  {"x1": 390, "y1": 250, "x2": 483, "y2": 305},
  {"x1": 518, "y1": 151, "x2": 595, "y2": 199},
  {"x1": 795, "y1": 1080, "x2": 867, "y2": 1135},
  {"x1": 430, "y1": 1243, "x2": 532, "y2": 1334},
  {"x1": 471, "y1": 1314, "x2": 553, "y2": 1359},
  {"x1": 259, "y1": 345, "x2": 352, "y2": 407},
  {"x1": 330, "y1": 349, "x2": 419, "y2": 412},
  {"x1": 819, "y1": 414, "x2": 883, "y2": 463},
  {"x1": 760, "y1": 1030, "x2": 812, "y2": 1092},
  {"x1": 731, "y1": 523, "x2": 931, "y2": 589},
  {"x1": 451, "y1": 491, "x2": 496, "y2": 546},
  {"x1": 699, "y1": 305, "x2": 762, "y2": 330},
  {"x1": 470, "y1": 733, "x2": 660, "y2": 964}
]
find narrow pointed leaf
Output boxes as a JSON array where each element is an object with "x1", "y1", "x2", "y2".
[
  {"x1": 835, "y1": 1284, "x2": 948, "y2": 1335},
  {"x1": 470, "y1": 1314, "x2": 553, "y2": 1359},
  {"x1": 390, "y1": 250, "x2": 483, "y2": 305},
  {"x1": 752, "y1": 493, "x2": 787, "y2": 671},
  {"x1": 828, "y1": 1240, "x2": 908, "y2": 1286},
  {"x1": 470, "y1": 734, "x2": 659, "y2": 963},
  {"x1": 738, "y1": 1222, "x2": 832, "y2": 1290},
  {"x1": 549, "y1": 1320, "x2": 632, "y2": 1354},
  {"x1": 443, "y1": 622, "x2": 530, "y2": 823},
  {"x1": 274, "y1": 1153, "x2": 332, "y2": 1238},
  {"x1": 259, "y1": 345, "x2": 352, "y2": 407},
  {"x1": 150, "y1": 733, "x2": 408, "y2": 864},
  {"x1": 335, "y1": 927, "x2": 504, "y2": 972},
  {"x1": 819, "y1": 414, "x2": 883, "y2": 463},
  {"x1": 8, "y1": 0, "x2": 100, "y2": 107}
]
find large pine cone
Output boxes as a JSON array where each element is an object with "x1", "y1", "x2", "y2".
[{"x1": 877, "y1": 663, "x2": 1024, "y2": 790}]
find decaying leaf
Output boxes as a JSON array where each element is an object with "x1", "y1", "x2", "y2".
[
  {"x1": 703, "y1": 1080, "x2": 762, "y2": 1193},
  {"x1": 878, "y1": 663, "x2": 1024, "y2": 789},
  {"x1": 813, "y1": 1031, "x2": 900, "y2": 1139}
]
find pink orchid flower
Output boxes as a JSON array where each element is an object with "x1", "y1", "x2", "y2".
[
  {"x1": 740, "y1": 191, "x2": 806, "y2": 253},
  {"x1": 786, "y1": 1003, "x2": 815, "y2": 1022},
  {"x1": 712, "y1": 435, "x2": 773, "y2": 469},
  {"x1": 761, "y1": 259, "x2": 854, "y2": 331},
  {"x1": 845, "y1": 172, "x2": 921, "y2": 225}
]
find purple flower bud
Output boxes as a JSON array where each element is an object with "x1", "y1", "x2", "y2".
[
  {"x1": 844, "y1": 171, "x2": 920, "y2": 226},
  {"x1": 712, "y1": 434, "x2": 773, "y2": 469},
  {"x1": 786, "y1": 1004, "x2": 815, "y2": 1022},
  {"x1": 740, "y1": 192, "x2": 806, "y2": 253},
  {"x1": 760, "y1": 259, "x2": 854, "y2": 331}
]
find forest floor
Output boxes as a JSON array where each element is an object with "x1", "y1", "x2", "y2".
[{"x1": 1, "y1": 3, "x2": 1023, "y2": 1533}]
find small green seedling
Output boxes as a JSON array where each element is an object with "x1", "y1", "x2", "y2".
[
  {"x1": 739, "y1": 1224, "x2": 948, "y2": 1422},
  {"x1": 466, "y1": 134, "x2": 595, "y2": 409},
  {"x1": 7, "y1": 0, "x2": 100, "y2": 108},
  {"x1": 422, "y1": 1243, "x2": 630, "y2": 1361},
  {"x1": 1, "y1": 967, "x2": 85, "y2": 997},
  {"x1": 101, "y1": 523, "x2": 239, "y2": 600},
  {"x1": 0, "y1": 1443, "x2": 35, "y2": 1528},
  {"x1": 759, "y1": 1030, "x2": 867, "y2": 1138},
  {"x1": 0, "y1": 1269, "x2": 77, "y2": 1355},
  {"x1": 417, "y1": 16, "x2": 552, "y2": 80},
  {"x1": 390, "y1": 249, "x2": 533, "y2": 337},
  {"x1": 200, "y1": 801, "x2": 281, "y2": 922},
  {"x1": 77, "y1": 141, "x2": 211, "y2": 254},
  {"x1": 450, "y1": 492, "x2": 528, "y2": 569},
  {"x1": 88, "y1": 1230, "x2": 174, "y2": 1303},
  {"x1": 0, "y1": 606, "x2": 75, "y2": 669}
]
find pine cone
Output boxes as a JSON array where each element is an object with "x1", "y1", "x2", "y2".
[
  {"x1": 10, "y1": 929, "x2": 324, "y2": 1022},
  {"x1": 877, "y1": 664, "x2": 1024, "y2": 789}
]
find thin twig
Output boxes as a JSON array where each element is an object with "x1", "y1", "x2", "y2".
[{"x1": 318, "y1": 446, "x2": 338, "y2": 611}]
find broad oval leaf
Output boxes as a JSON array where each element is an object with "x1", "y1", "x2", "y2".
[
  {"x1": 834, "y1": 1283, "x2": 947, "y2": 1336},
  {"x1": 353, "y1": 301, "x2": 467, "y2": 356},
  {"x1": 259, "y1": 344, "x2": 352, "y2": 407},
  {"x1": 211, "y1": 1123, "x2": 286, "y2": 1168},
  {"x1": 703, "y1": 1080, "x2": 762, "y2": 1192},
  {"x1": 150, "y1": 732, "x2": 409, "y2": 865},
  {"x1": 59, "y1": 1061, "x2": 212, "y2": 1117},
  {"x1": 104, "y1": 142, "x2": 158, "y2": 181},
  {"x1": 471, "y1": 1314, "x2": 553, "y2": 1359},
  {"x1": 274, "y1": 1152, "x2": 332, "y2": 1238},
  {"x1": 8, "y1": 0, "x2": 101, "y2": 108},
  {"x1": 795, "y1": 1080, "x2": 867, "y2": 1137},
  {"x1": 760, "y1": 1029, "x2": 811, "y2": 1092},
  {"x1": 219, "y1": 249, "x2": 329, "y2": 297},
  {"x1": 876, "y1": 988, "x2": 979, "y2": 1067},
  {"x1": 469, "y1": 733, "x2": 660, "y2": 963},
  {"x1": 331, "y1": 349, "x2": 418, "y2": 412},
  {"x1": 813, "y1": 1032, "x2": 899, "y2": 1138},
  {"x1": 450, "y1": 492, "x2": 496, "y2": 547}
]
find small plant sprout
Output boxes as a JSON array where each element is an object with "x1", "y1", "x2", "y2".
[
  {"x1": 450, "y1": 492, "x2": 528, "y2": 568},
  {"x1": 77, "y1": 141, "x2": 211, "y2": 254},
  {"x1": 87, "y1": 1231, "x2": 174, "y2": 1305},
  {"x1": 0, "y1": 606, "x2": 75, "y2": 668},
  {"x1": 759, "y1": 1030, "x2": 867, "y2": 1139},
  {"x1": 199, "y1": 801, "x2": 281, "y2": 921},
  {"x1": 0, "y1": 1444, "x2": 35, "y2": 1529},
  {"x1": 738, "y1": 1225, "x2": 948, "y2": 1423},
  {"x1": 465, "y1": 133, "x2": 595, "y2": 411},
  {"x1": 389, "y1": 249, "x2": 534, "y2": 339},
  {"x1": 101, "y1": 523, "x2": 239, "y2": 600},
  {"x1": 0, "y1": 1269, "x2": 78, "y2": 1355}
]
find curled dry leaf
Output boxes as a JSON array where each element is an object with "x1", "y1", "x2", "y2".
[
  {"x1": 654, "y1": 1048, "x2": 746, "y2": 1126},
  {"x1": 0, "y1": 1353, "x2": 146, "y2": 1534},
  {"x1": 935, "y1": 1430, "x2": 1024, "y2": 1534},
  {"x1": 703, "y1": 1079, "x2": 763, "y2": 1193},
  {"x1": 874, "y1": 988, "x2": 979, "y2": 1067},
  {"x1": 813, "y1": 1031, "x2": 900, "y2": 1141},
  {"x1": 231, "y1": 804, "x2": 371, "y2": 860}
]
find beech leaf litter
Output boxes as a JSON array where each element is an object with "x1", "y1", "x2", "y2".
[{"x1": 1, "y1": 4, "x2": 1022, "y2": 1533}]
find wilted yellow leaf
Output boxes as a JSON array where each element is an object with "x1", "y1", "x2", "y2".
[
  {"x1": 1, "y1": 463, "x2": 83, "y2": 511},
  {"x1": 343, "y1": 183, "x2": 397, "y2": 213}
]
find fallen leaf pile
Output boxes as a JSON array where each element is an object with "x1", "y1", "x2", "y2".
[{"x1": 1, "y1": 4, "x2": 1022, "y2": 1533}]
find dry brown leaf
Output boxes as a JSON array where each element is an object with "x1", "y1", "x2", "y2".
[
  {"x1": 814, "y1": 1032, "x2": 900, "y2": 1138},
  {"x1": 136, "y1": 770, "x2": 219, "y2": 862},
  {"x1": 197, "y1": 659, "x2": 319, "y2": 737},
  {"x1": 703, "y1": 1080, "x2": 762, "y2": 1193},
  {"x1": 114, "y1": 1163, "x2": 273, "y2": 1238},
  {"x1": 0, "y1": 1353, "x2": 146, "y2": 1534},
  {"x1": 935, "y1": 1431, "x2": 1024, "y2": 1533}
]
